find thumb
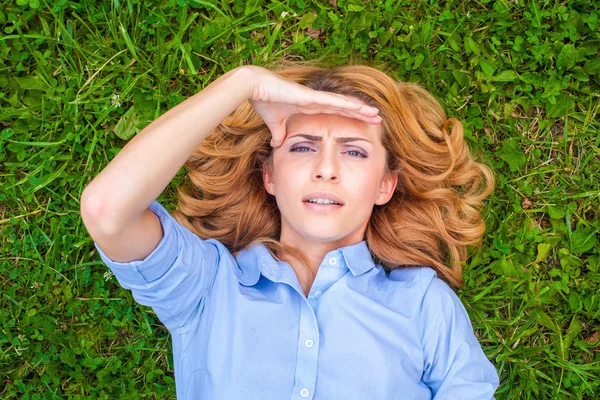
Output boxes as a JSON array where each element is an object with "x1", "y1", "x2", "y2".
[{"x1": 270, "y1": 123, "x2": 287, "y2": 148}]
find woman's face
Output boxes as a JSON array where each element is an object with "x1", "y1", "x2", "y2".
[{"x1": 263, "y1": 105, "x2": 398, "y2": 248}]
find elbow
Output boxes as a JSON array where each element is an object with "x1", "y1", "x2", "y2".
[
  {"x1": 81, "y1": 186, "x2": 100, "y2": 215},
  {"x1": 80, "y1": 188, "x2": 119, "y2": 236}
]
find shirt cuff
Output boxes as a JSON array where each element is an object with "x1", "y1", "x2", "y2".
[{"x1": 93, "y1": 200, "x2": 179, "y2": 285}]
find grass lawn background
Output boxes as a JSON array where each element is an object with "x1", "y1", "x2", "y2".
[{"x1": 1, "y1": 0, "x2": 599, "y2": 398}]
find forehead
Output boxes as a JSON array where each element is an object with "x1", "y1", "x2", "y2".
[{"x1": 286, "y1": 113, "x2": 383, "y2": 143}]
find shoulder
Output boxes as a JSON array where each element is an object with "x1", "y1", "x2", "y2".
[
  {"x1": 147, "y1": 200, "x2": 237, "y2": 265},
  {"x1": 378, "y1": 266, "x2": 464, "y2": 318},
  {"x1": 384, "y1": 266, "x2": 475, "y2": 349},
  {"x1": 388, "y1": 266, "x2": 456, "y2": 297},
  {"x1": 364, "y1": 266, "x2": 445, "y2": 315},
  {"x1": 387, "y1": 265, "x2": 437, "y2": 286}
]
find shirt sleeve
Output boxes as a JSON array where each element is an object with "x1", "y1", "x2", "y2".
[
  {"x1": 93, "y1": 200, "x2": 220, "y2": 333},
  {"x1": 419, "y1": 273, "x2": 500, "y2": 399}
]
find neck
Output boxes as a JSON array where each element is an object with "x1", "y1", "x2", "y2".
[{"x1": 278, "y1": 230, "x2": 366, "y2": 296}]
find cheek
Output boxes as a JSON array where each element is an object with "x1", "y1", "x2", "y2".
[
  {"x1": 352, "y1": 169, "x2": 383, "y2": 198},
  {"x1": 272, "y1": 160, "x2": 301, "y2": 192}
]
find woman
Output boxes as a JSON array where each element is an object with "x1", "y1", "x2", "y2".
[{"x1": 81, "y1": 59, "x2": 500, "y2": 399}]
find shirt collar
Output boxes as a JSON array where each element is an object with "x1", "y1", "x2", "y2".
[{"x1": 234, "y1": 240, "x2": 377, "y2": 286}]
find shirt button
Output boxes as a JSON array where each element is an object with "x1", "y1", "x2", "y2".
[
  {"x1": 314, "y1": 291, "x2": 322, "y2": 299},
  {"x1": 328, "y1": 257, "x2": 337, "y2": 266},
  {"x1": 300, "y1": 388, "x2": 310, "y2": 397},
  {"x1": 305, "y1": 339, "x2": 314, "y2": 348}
]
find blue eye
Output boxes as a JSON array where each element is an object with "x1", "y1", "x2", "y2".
[
  {"x1": 347, "y1": 150, "x2": 368, "y2": 158},
  {"x1": 290, "y1": 146, "x2": 313, "y2": 152},
  {"x1": 290, "y1": 145, "x2": 367, "y2": 158}
]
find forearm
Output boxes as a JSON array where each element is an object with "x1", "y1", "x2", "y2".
[{"x1": 81, "y1": 66, "x2": 253, "y2": 234}]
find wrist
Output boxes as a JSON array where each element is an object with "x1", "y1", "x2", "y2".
[{"x1": 233, "y1": 65, "x2": 259, "y2": 101}]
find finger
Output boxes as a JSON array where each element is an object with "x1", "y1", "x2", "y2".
[
  {"x1": 270, "y1": 137, "x2": 281, "y2": 148},
  {"x1": 325, "y1": 92, "x2": 364, "y2": 107},
  {"x1": 315, "y1": 91, "x2": 364, "y2": 111},
  {"x1": 359, "y1": 106, "x2": 381, "y2": 116},
  {"x1": 270, "y1": 125, "x2": 287, "y2": 148},
  {"x1": 323, "y1": 92, "x2": 380, "y2": 115},
  {"x1": 298, "y1": 102, "x2": 380, "y2": 119},
  {"x1": 270, "y1": 134, "x2": 280, "y2": 148},
  {"x1": 298, "y1": 105, "x2": 372, "y2": 120},
  {"x1": 318, "y1": 108, "x2": 383, "y2": 124}
]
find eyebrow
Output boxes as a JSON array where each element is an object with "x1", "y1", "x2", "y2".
[{"x1": 287, "y1": 133, "x2": 372, "y2": 144}]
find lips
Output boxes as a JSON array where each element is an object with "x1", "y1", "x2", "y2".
[
  {"x1": 302, "y1": 191, "x2": 344, "y2": 205},
  {"x1": 303, "y1": 200, "x2": 343, "y2": 213}
]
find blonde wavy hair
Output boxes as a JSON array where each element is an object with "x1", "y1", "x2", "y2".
[{"x1": 170, "y1": 58, "x2": 494, "y2": 288}]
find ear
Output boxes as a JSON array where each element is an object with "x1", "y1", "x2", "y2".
[
  {"x1": 375, "y1": 171, "x2": 398, "y2": 205},
  {"x1": 263, "y1": 160, "x2": 275, "y2": 196}
]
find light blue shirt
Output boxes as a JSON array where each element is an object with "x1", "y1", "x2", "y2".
[{"x1": 94, "y1": 200, "x2": 499, "y2": 399}]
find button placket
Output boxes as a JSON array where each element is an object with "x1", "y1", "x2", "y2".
[{"x1": 293, "y1": 294, "x2": 319, "y2": 400}]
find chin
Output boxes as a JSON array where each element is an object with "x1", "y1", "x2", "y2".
[{"x1": 303, "y1": 230, "x2": 348, "y2": 243}]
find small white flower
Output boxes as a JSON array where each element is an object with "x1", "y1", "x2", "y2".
[
  {"x1": 409, "y1": 25, "x2": 414, "y2": 30},
  {"x1": 281, "y1": 11, "x2": 288, "y2": 18},
  {"x1": 466, "y1": 12, "x2": 471, "y2": 18},
  {"x1": 111, "y1": 94, "x2": 121, "y2": 107},
  {"x1": 103, "y1": 271, "x2": 114, "y2": 281}
]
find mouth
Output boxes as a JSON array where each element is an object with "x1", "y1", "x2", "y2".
[{"x1": 302, "y1": 200, "x2": 344, "y2": 213}]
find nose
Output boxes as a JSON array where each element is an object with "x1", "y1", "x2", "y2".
[{"x1": 312, "y1": 145, "x2": 339, "y2": 182}]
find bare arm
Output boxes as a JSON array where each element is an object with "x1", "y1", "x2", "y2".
[
  {"x1": 80, "y1": 64, "x2": 378, "y2": 263},
  {"x1": 81, "y1": 66, "x2": 253, "y2": 235}
]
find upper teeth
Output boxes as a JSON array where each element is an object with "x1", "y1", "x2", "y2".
[{"x1": 308, "y1": 198, "x2": 339, "y2": 204}]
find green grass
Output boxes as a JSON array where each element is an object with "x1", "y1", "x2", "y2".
[{"x1": 1, "y1": 0, "x2": 599, "y2": 398}]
